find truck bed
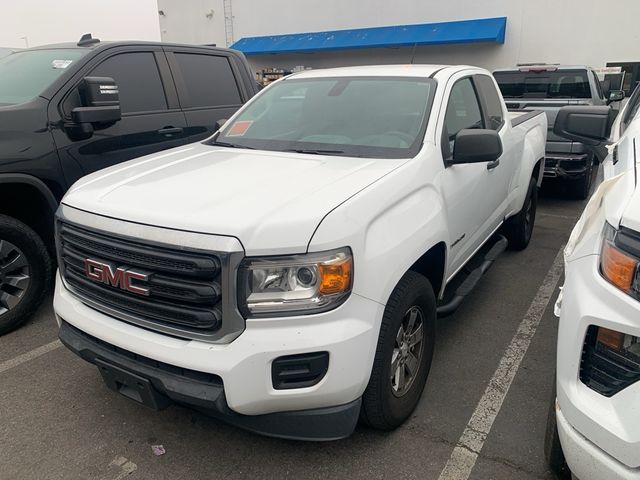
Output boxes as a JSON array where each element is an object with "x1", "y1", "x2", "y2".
[{"x1": 508, "y1": 110, "x2": 545, "y2": 127}]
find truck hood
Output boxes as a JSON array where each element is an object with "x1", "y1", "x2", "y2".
[{"x1": 62, "y1": 143, "x2": 401, "y2": 255}]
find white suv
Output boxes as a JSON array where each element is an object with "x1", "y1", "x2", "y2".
[{"x1": 547, "y1": 94, "x2": 640, "y2": 479}]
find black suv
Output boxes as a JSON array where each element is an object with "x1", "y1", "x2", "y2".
[{"x1": 0, "y1": 35, "x2": 258, "y2": 334}]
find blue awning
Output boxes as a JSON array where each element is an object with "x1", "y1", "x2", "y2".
[{"x1": 231, "y1": 17, "x2": 507, "y2": 55}]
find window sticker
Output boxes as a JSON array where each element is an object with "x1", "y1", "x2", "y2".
[
  {"x1": 227, "y1": 120, "x2": 253, "y2": 137},
  {"x1": 52, "y1": 59, "x2": 73, "y2": 69}
]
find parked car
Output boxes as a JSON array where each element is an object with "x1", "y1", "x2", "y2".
[
  {"x1": 0, "y1": 34, "x2": 258, "y2": 335},
  {"x1": 53, "y1": 65, "x2": 547, "y2": 440},
  {"x1": 494, "y1": 65, "x2": 624, "y2": 199},
  {"x1": 546, "y1": 96, "x2": 640, "y2": 478}
]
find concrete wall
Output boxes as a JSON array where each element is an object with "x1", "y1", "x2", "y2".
[
  {"x1": 0, "y1": 0, "x2": 160, "y2": 48},
  {"x1": 158, "y1": 0, "x2": 227, "y2": 47},
  {"x1": 219, "y1": 0, "x2": 640, "y2": 72}
]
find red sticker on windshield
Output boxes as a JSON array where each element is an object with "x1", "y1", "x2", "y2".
[{"x1": 227, "y1": 120, "x2": 253, "y2": 136}]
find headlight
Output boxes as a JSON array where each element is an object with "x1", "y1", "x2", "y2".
[
  {"x1": 238, "y1": 248, "x2": 353, "y2": 316},
  {"x1": 600, "y1": 222, "x2": 640, "y2": 296}
]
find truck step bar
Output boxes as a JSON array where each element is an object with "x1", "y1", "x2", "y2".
[{"x1": 436, "y1": 235, "x2": 508, "y2": 317}]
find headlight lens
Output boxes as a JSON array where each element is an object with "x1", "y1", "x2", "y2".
[
  {"x1": 600, "y1": 222, "x2": 640, "y2": 295},
  {"x1": 238, "y1": 248, "x2": 352, "y2": 316}
]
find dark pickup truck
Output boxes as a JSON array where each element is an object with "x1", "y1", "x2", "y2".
[
  {"x1": 0, "y1": 34, "x2": 258, "y2": 334},
  {"x1": 494, "y1": 65, "x2": 624, "y2": 199}
]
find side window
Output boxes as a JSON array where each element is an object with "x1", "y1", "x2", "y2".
[
  {"x1": 475, "y1": 75, "x2": 504, "y2": 131},
  {"x1": 91, "y1": 52, "x2": 167, "y2": 114},
  {"x1": 444, "y1": 78, "x2": 484, "y2": 153},
  {"x1": 174, "y1": 53, "x2": 242, "y2": 108}
]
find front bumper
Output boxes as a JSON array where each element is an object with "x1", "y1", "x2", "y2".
[
  {"x1": 556, "y1": 405, "x2": 640, "y2": 480},
  {"x1": 544, "y1": 153, "x2": 590, "y2": 180},
  {"x1": 58, "y1": 320, "x2": 361, "y2": 441},
  {"x1": 54, "y1": 272, "x2": 385, "y2": 438},
  {"x1": 557, "y1": 254, "x2": 640, "y2": 471}
]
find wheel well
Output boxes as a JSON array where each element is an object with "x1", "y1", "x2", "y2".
[
  {"x1": 0, "y1": 183, "x2": 56, "y2": 249},
  {"x1": 409, "y1": 242, "x2": 446, "y2": 297}
]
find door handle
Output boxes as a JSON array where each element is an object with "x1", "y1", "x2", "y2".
[
  {"x1": 157, "y1": 126, "x2": 183, "y2": 136},
  {"x1": 487, "y1": 159, "x2": 500, "y2": 170}
]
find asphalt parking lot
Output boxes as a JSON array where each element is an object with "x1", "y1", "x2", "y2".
[{"x1": 0, "y1": 181, "x2": 589, "y2": 480}]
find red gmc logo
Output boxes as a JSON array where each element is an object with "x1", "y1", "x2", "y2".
[{"x1": 84, "y1": 259, "x2": 149, "y2": 296}]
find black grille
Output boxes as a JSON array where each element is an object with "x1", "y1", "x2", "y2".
[
  {"x1": 58, "y1": 221, "x2": 223, "y2": 334},
  {"x1": 580, "y1": 326, "x2": 640, "y2": 397}
]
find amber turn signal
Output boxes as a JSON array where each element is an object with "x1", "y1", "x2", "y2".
[
  {"x1": 601, "y1": 241, "x2": 637, "y2": 292},
  {"x1": 596, "y1": 327, "x2": 625, "y2": 351},
  {"x1": 319, "y1": 257, "x2": 352, "y2": 295}
]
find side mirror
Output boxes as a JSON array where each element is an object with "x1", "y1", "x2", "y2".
[
  {"x1": 554, "y1": 106, "x2": 616, "y2": 162},
  {"x1": 451, "y1": 129, "x2": 503, "y2": 165},
  {"x1": 215, "y1": 118, "x2": 228, "y2": 131},
  {"x1": 71, "y1": 76, "x2": 121, "y2": 125},
  {"x1": 608, "y1": 90, "x2": 625, "y2": 104},
  {"x1": 554, "y1": 106, "x2": 615, "y2": 144}
]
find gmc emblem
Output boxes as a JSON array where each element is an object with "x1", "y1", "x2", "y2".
[{"x1": 84, "y1": 259, "x2": 150, "y2": 296}]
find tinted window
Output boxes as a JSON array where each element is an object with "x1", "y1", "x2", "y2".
[
  {"x1": 214, "y1": 77, "x2": 435, "y2": 159},
  {"x1": 0, "y1": 48, "x2": 88, "y2": 106},
  {"x1": 91, "y1": 52, "x2": 167, "y2": 113},
  {"x1": 475, "y1": 75, "x2": 504, "y2": 130},
  {"x1": 592, "y1": 71, "x2": 604, "y2": 100},
  {"x1": 494, "y1": 70, "x2": 591, "y2": 99},
  {"x1": 174, "y1": 53, "x2": 242, "y2": 108},
  {"x1": 444, "y1": 78, "x2": 484, "y2": 152}
]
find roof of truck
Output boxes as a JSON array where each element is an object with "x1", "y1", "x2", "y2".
[
  {"x1": 493, "y1": 65, "x2": 592, "y2": 73},
  {"x1": 289, "y1": 64, "x2": 480, "y2": 79}
]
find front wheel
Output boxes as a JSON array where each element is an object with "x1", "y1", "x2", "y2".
[
  {"x1": 0, "y1": 215, "x2": 51, "y2": 335},
  {"x1": 544, "y1": 379, "x2": 571, "y2": 478},
  {"x1": 504, "y1": 177, "x2": 538, "y2": 251},
  {"x1": 360, "y1": 271, "x2": 436, "y2": 430}
]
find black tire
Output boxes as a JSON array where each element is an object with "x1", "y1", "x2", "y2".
[
  {"x1": 504, "y1": 177, "x2": 538, "y2": 251},
  {"x1": 0, "y1": 215, "x2": 51, "y2": 335},
  {"x1": 570, "y1": 162, "x2": 594, "y2": 200},
  {"x1": 360, "y1": 271, "x2": 436, "y2": 430},
  {"x1": 544, "y1": 379, "x2": 571, "y2": 479}
]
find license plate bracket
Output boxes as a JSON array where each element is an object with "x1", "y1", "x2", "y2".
[{"x1": 95, "y1": 358, "x2": 172, "y2": 410}]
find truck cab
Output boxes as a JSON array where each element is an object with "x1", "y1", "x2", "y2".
[{"x1": 0, "y1": 35, "x2": 258, "y2": 334}]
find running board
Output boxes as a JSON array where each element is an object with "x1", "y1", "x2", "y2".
[{"x1": 436, "y1": 235, "x2": 508, "y2": 317}]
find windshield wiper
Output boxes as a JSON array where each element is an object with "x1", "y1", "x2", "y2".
[
  {"x1": 284, "y1": 148, "x2": 346, "y2": 155},
  {"x1": 211, "y1": 140, "x2": 255, "y2": 149}
]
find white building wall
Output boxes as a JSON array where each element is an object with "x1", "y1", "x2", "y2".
[
  {"x1": 158, "y1": 0, "x2": 227, "y2": 47},
  {"x1": 0, "y1": 0, "x2": 160, "y2": 48},
  {"x1": 160, "y1": 0, "x2": 638, "y2": 73}
]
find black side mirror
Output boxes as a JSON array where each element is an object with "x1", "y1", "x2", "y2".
[
  {"x1": 71, "y1": 76, "x2": 121, "y2": 125},
  {"x1": 215, "y1": 118, "x2": 228, "y2": 131},
  {"x1": 608, "y1": 90, "x2": 625, "y2": 104},
  {"x1": 450, "y1": 129, "x2": 503, "y2": 165},
  {"x1": 554, "y1": 106, "x2": 616, "y2": 162}
]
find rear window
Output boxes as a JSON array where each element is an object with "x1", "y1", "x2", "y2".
[
  {"x1": 174, "y1": 53, "x2": 242, "y2": 108},
  {"x1": 494, "y1": 70, "x2": 591, "y2": 99}
]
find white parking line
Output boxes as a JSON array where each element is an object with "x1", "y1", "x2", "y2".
[
  {"x1": 438, "y1": 246, "x2": 565, "y2": 480},
  {"x1": 0, "y1": 339, "x2": 62, "y2": 374}
]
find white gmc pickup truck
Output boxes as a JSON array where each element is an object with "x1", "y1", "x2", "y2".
[{"x1": 53, "y1": 65, "x2": 547, "y2": 440}]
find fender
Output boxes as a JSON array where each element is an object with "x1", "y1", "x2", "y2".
[
  {"x1": 0, "y1": 173, "x2": 59, "y2": 214},
  {"x1": 308, "y1": 152, "x2": 448, "y2": 307}
]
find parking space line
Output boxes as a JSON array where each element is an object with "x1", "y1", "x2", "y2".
[
  {"x1": 0, "y1": 340, "x2": 62, "y2": 374},
  {"x1": 438, "y1": 246, "x2": 565, "y2": 480}
]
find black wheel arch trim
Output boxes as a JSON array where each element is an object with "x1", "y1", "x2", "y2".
[{"x1": 0, "y1": 174, "x2": 59, "y2": 214}]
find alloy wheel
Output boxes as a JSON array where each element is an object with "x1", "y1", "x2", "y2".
[
  {"x1": 391, "y1": 306, "x2": 425, "y2": 397},
  {"x1": 0, "y1": 240, "x2": 30, "y2": 316}
]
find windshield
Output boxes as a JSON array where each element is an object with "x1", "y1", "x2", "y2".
[
  {"x1": 0, "y1": 48, "x2": 88, "y2": 106},
  {"x1": 494, "y1": 70, "x2": 591, "y2": 99},
  {"x1": 212, "y1": 76, "x2": 436, "y2": 158}
]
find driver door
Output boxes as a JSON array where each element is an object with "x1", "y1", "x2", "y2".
[{"x1": 440, "y1": 76, "x2": 505, "y2": 275}]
